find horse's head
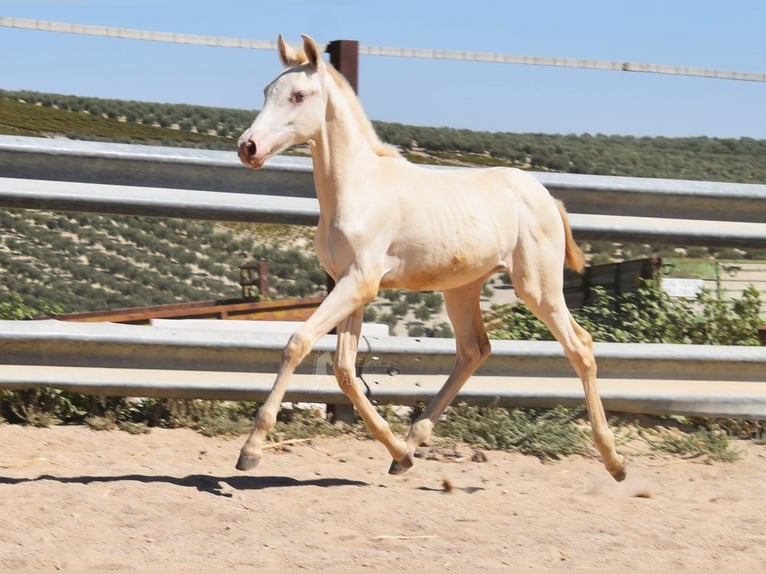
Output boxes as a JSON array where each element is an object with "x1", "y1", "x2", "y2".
[{"x1": 238, "y1": 35, "x2": 327, "y2": 169}]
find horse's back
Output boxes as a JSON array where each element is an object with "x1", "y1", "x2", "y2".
[
  {"x1": 386, "y1": 161, "x2": 552, "y2": 202},
  {"x1": 383, "y1": 162, "x2": 558, "y2": 232},
  {"x1": 374, "y1": 162, "x2": 563, "y2": 291}
]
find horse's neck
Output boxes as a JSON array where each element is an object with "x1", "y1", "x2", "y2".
[{"x1": 310, "y1": 78, "x2": 376, "y2": 218}]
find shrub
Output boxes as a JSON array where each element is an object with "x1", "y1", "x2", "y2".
[
  {"x1": 407, "y1": 323, "x2": 426, "y2": 337},
  {"x1": 430, "y1": 321, "x2": 454, "y2": 338},
  {"x1": 487, "y1": 280, "x2": 762, "y2": 346},
  {"x1": 414, "y1": 303, "x2": 432, "y2": 321},
  {"x1": 0, "y1": 293, "x2": 61, "y2": 319},
  {"x1": 391, "y1": 299, "x2": 410, "y2": 317}
]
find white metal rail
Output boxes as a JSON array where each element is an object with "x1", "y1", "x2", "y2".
[
  {"x1": 1, "y1": 136, "x2": 765, "y2": 246},
  {"x1": 3, "y1": 17, "x2": 765, "y2": 83},
  {"x1": 1, "y1": 320, "x2": 765, "y2": 419}
]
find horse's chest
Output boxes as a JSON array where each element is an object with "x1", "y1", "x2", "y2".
[{"x1": 313, "y1": 222, "x2": 370, "y2": 279}]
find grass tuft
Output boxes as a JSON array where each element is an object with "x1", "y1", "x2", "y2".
[
  {"x1": 85, "y1": 414, "x2": 118, "y2": 431},
  {"x1": 435, "y1": 403, "x2": 589, "y2": 461},
  {"x1": 638, "y1": 425, "x2": 742, "y2": 462}
]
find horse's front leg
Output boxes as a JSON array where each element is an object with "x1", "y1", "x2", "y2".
[
  {"x1": 236, "y1": 272, "x2": 377, "y2": 471},
  {"x1": 334, "y1": 308, "x2": 409, "y2": 463}
]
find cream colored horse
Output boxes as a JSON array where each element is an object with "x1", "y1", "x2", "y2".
[{"x1": 236, "y1": 35, "x2": 626, "y2": 481}]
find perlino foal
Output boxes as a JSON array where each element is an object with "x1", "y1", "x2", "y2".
[{"x1": 236, "y1": 35, "x2": 626, "y2": 481}]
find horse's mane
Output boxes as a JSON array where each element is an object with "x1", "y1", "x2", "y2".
[
  {"x1": 287, "y1": 48, "x2": 402, "y2": 159},
  {"x1": 326, "y1": 66, "x2": 402, "y2": 158}
]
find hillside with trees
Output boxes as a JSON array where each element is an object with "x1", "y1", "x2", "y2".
[{"x1": 3, "y1": 88, "x2": 766, "y2": 183}]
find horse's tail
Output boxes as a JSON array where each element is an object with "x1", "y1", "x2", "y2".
[{"x1": 555, "y1": 199, "x2": 585, "y2": 273}]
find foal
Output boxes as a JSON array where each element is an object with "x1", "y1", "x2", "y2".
[{"x1": 236, "y1": 35, "x2": 626, "y2": 481}]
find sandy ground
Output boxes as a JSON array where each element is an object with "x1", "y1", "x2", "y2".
[{"x1": 1, "y1": 424, "x2": 765, "y2": 572}]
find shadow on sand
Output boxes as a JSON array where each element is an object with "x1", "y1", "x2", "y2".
[{"x1": 0, "y1": 473, "x2": 369, "y2": 497}]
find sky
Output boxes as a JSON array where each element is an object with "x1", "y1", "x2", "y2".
[{"x1": 1, "y1": 0, "x2": 765, "y2": 138}]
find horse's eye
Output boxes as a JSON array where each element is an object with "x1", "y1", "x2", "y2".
[{"x1": 291, "y1": 91, "x2": 307, "y2": 104}]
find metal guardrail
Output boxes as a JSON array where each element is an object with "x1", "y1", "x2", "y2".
[
  {"x1": 1, "y1": 320, "x2": 765, "y2": 419},
  {"x1": 2, "y1": 135, "x2": 765, "y2": 221},
  {"x1": 0, "y1": 176, "x2": 319, "y2": 226},
  {"x1": 3, "y1": 176, "x2": 765, "y2": 247},
  {"x1": 1, "y1": 137, "x2": 766, "y2": 418},
  {"x1": 2, "y1": 136, "x2": 766, "y2": 246}
]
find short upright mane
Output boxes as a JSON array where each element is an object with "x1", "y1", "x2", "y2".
[
  {"x1": 285, "y1": 47, "x2": 401, "y2": 159},
  {"x1": 325, "y1": 65, "x2": 401, "y2": 158}
]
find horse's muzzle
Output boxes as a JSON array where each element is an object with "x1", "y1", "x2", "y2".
[{"x1": 237, "y1": 139, "x2": 265, "y2": 169}]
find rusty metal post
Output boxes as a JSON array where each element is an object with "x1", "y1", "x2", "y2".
[
  {"x1": 326, "y1": 39, "x2": 359, "y2": 93},
  {"x1": 258, "y1": 260, "x2": 269, "y2": 297}
]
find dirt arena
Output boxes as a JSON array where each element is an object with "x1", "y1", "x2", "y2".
[{"x1": 1, "y1": 424, "x2": 764, "y2": 571}]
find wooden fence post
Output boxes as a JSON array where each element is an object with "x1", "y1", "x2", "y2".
[{"x1": 326, "y1": 39, "x2": 359, "y2": 93}]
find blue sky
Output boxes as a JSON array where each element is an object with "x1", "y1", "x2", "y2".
[{"x1": 1, "y1": 1, "x2": 764, "y2": 138}]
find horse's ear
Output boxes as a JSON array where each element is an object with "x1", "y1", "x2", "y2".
[
  {"x1": 278, "y1": 34, "x2": 299, "y2": 67},
  {"x1": 301, "y1": 34, "x2": 323, "y2": 70}
]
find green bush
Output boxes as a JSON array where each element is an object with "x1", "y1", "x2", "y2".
[
  {"x1": 407, "y1": 323, "x2": 426, "y2": 337},
  {"x1": 487, "y1": 281, "x2": 762, "y2": 346},
  {"x1": 0, "y1": 293, "x2": 61, "y2": 319},
  {"x1": 391, "y1": 299, "x2": 410, "y2": 317}
]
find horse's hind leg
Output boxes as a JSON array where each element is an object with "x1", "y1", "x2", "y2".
[
  {"x1": 510, "y1": 253, "x2": 626, "y2": 481},
  {"x1": 389, "y1": 278, "x2": 490, "y2": 474}
]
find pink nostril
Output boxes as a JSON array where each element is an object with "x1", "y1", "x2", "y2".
[{"x1": 245, "y1": 140, "x2": 256, "y2": 158}]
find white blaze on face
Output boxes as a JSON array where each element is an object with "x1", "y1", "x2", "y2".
[{"x1": 237, "y1": 66, "x2": 325, "y2": 169}]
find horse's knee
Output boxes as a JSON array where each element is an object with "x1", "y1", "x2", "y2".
[
  {"x1": 567, "y1": 347, "x2": 596, "y2": 382},
  {"x1": 332, "y1": 363, "x2": 355, "y2": 387},
  {"x1": 472, "y1": 336, "x2": 491, "y2": 366},
  {"x1": 283, "y1": 331, "x2": 311, "y2": 366},
  {"x1": 571, "y1": 319, "x2": 594, "y2": 350},
  {"x1": 458, "y1": 334, "x2": 491, "y2": 367},
  {"x1": 478, "y1": 336, "x2": 491, "y2": 361}
]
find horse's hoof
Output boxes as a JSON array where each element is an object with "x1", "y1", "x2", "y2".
[
  {"x1": 388, "y1": 452, "x2": 414, "y2": 475},
  {"x1": 609, "y1": 456, "x2": 627, "y2": 482},
  {"x1": 236, "y1": 452, "x2": 261, "y2": 471}
]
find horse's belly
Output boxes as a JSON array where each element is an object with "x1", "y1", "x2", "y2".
[{"x1": 380, "y1": 249, "x2": 504, "y2": 291}]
